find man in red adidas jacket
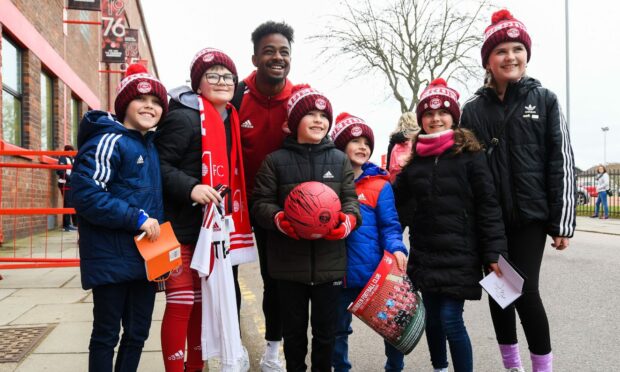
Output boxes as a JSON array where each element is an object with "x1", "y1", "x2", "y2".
[{"x1": 233, "y1": 21, "x2": 294, "y2": 372}]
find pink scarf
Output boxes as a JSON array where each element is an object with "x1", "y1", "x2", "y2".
[
  {"x1": 416, "y1": 129, "x2": 455, "y2": 157},
  {"x1": 198, "y1": 96, "x2": 256, "y2": 266}
]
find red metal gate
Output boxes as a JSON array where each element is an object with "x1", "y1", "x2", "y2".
[{"x1": 0, "y1": 147, "x2": 79, "y2": 269}]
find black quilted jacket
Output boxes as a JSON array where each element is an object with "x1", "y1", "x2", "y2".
[
  {"x1": 460, "y1": 77, "x2": 576, "y2": 237},
  {"x1": 251, "y1": 136, "x2": 361, "y2": 285},
  {"x1": 393, "y1": 148, "x2": 506, "y2": 300}
]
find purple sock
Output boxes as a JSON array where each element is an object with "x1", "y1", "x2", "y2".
[
  {"x1": 531, "y1": 352, "x2": 553, "y2": 372},
  {"x1": 499, "y1": 343, "x2": 522, "y2": 369}
]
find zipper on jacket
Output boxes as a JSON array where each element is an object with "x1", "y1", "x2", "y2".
[
  {"x1": 502, "y1": 102, "x2": 522, "y2": 225},
  {"x1": 309, "y1": 146, "x2": 316, "y2": 285},
  {"x1": 431, "y1": 155, "x2": 440, "y2": 233}
]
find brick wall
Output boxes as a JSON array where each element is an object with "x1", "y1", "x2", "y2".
[{"x1": 1, "y1": 0, "x2": 158, "y2": 242}]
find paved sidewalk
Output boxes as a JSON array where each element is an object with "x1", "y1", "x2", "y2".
[
  {"x1": 573, "y1": 214, "x2": 620, "y2": 235},
  {"x1": 0, "y1": 216, "x2": 617, "y2": 371}
]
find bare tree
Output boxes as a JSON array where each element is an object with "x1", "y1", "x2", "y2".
[{"x1": 311, "y1": 0, "x2": 490, "y2": 113}]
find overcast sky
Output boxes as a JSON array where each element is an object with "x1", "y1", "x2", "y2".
[{"x1": 142, "y1": 0, "x2": 620, "y2": 170}]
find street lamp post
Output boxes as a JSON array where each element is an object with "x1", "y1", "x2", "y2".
[
  {"x1": 602, "y1": 126, "x2": 609, "y2": 165},
  {"x1": 565, "y1": 0, "x2": 570, "y2": 128}
]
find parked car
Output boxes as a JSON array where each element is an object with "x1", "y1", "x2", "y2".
[
  {"x1": 576, "y1": 185, "x2": 590, "y2": 205},
  {"x1": 579, "y1": 182, "x2": 598, "y2": 197}
]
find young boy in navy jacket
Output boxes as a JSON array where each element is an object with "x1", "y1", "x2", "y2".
[
  {"x1": 330, "y1": 113, "x2": 408, "y2": 372},
  {"x1": 71, "y1": 64, "x2": 168, "y2": 372},
  {"x1": 251, "y1": 85, "x2": 361, "y2": 372}
]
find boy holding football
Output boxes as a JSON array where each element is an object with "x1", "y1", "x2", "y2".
[{"x1": 251, "y1": 84, "x2": 361, "y2": 372}]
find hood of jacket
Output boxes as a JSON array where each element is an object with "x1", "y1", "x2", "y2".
[
  {"x1": 357, "y1": 162, "x2": 390, "y2": 182},
  {"x1": 78, "y1": 110, "x2": 134, "y2": 148},
  {"x1": 243, "y1": 70, "x2": 293, "y2": 106},
  {"x1": 168, "y1": 85, "x2": 200, "y2": 111}
]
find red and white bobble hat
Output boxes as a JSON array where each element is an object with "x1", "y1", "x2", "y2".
[
  {"x1": 286, "y1": 84, "x2": 333, "y2": 135},
  {"x1": 189, "y1": 47, "x2": 237, "y2": 92},
  {"x1": 114, "y1": 63, "x2": 168, "y2": 122},
  {"x1": 416, "y1": 78, "x2": 461, "y2": 124},
  {"x1": 330, "y1": 112, "x2": 375, "y2": 154},
  {"x1": 481, "y1": 9, "x2": 531, "y2": 67}
]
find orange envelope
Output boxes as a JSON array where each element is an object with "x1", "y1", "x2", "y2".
[{"x1": 134, "y1": 221, "x2": 182, "y2": 281}]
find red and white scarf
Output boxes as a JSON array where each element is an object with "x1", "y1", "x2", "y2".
[{"x1": 198, "y1": 96, "x2": 256, "y2": 266}]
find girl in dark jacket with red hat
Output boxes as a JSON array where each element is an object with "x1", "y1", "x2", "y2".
[
  {"x1": 460, "y1": 9, "x2": 576, "y2": 372},
  {"x1": 394, "y1": 78, "x2": 506, "y2": 372}
]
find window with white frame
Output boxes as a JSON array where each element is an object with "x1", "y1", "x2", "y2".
[
  {"x1": 70, "y1": 96, "x2": 81, "y2": 147},
  {"x1": 40, "y1": 71, "x2": 54, "y2": 150},
  {"x1": 1, "y1": 35, "x2": 23, "y2": 146}
]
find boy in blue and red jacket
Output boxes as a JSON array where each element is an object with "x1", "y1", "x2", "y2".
[
  {"x1": 330, "y1": 113, "x2": 409, "y2": 372},
  {"x1": 71, "y1": 64, "x2": 167, "y2": 372}
]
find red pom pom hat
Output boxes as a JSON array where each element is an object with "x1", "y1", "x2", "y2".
[
  {"x1": 286, "y1": 84, "x2": 333, "y2": 135},
  {"x1": 189, "y1": 47, "x2": 237, "y2": 92},
  {"x1": 481, "y1": 9, "x2": 531, "y2": 67},
  {"x1": 114, "y1": 63, "x2": 168, "y2": 122},
  {"x1": 416, "y1": 78, "x2": 460, "y2": 124},
  {"x1": 330, "y1": 112, "x2": 375, "y2": 154}
]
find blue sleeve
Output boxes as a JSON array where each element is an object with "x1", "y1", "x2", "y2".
[
  {"x1": 71, "y1": 134, "x2": 141, "y2": 231},
  {"x1": 376, "y1": 182, "x2": 408, "y2": 255}
]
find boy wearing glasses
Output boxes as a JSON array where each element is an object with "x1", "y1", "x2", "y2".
[
  {"x1": 234, "y1": 21, "x2": 295, "y2": 372},
  {"x1": 155, "y1": 48, "x2": 253, "y2": 372}
]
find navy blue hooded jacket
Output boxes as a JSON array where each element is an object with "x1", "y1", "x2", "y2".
[{"x1": 71, "y1": 110, "x2": 164, "y2": 290}]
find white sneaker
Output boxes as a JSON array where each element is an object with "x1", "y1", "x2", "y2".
[
  {"x1": 260, "y1": 356, "x2": 284, "y2": 372},
  {"x1": 221, "y1": 347, "x2": 250, "y2": 372},
  {"x1": 238, "y1": 346, "x2": 250, "y2": 372}
]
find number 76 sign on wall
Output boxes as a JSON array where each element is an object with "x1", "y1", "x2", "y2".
[{"x1": 101, "y1": 0, "x2": 127, "y2": 63}]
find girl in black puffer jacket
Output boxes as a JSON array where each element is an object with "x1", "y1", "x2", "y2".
[
  {"x1": 393, "y1": 78, "x2": 506, "y2": 372},
  {"x1": 460, "y1": 10, "x2": 576, "y2": 372}
]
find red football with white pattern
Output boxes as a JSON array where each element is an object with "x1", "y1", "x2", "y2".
[{"x1": 284, "y1": 181, "x2": 341, "y2": 240}]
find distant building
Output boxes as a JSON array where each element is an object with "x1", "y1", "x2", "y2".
[{"x1": 0, "y1": 0, "x2": 158, "y2": 241}]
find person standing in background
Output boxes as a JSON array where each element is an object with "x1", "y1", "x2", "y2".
[
  {"x1": 386, "y1": 111, "x2": 419, "y2": 181},
  {"x1": 57, "y1": 144, "x2": 77, "y2": 231},
  {"x1": 592, "y1": 165, "x2": 610, "y2": 219}
]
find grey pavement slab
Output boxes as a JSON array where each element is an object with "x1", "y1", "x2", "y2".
[
  {"x1": 6, "y1": 288, "x2": 88, "y2": 304},
  {"x1": 34, "y1": 322, "x2": 87, "y2": 354},
  {"x1": 576, "y1": 215, "x2": 620, "y2": 235},
  {"x1": 61, "y1": 273, "x2": 83, "y2": 289},
  {"x1": 0, "y1": 288, "x2": 16, "y2": 301},
  {"x1": 14, "y1": 353, "x2": 87, "y2": 372},
  {"x1": 11, "y1": 303, "x2": 93, "y2": 325},
  {"x1": 0, "y1": 269, "x2": 78, "y2": 289},
  {"x1": 0, "y1": 300, "x2": 36, "y2": 326},
  {"x1": 0, "y1": 362, "x2": 19, "y2": 372},
  {"x1": 143, "y1": 320, "x2": 162, "y2": 352},
  {"x1": 151, "y1": 295, "x2": 166, "y2": 321}
]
